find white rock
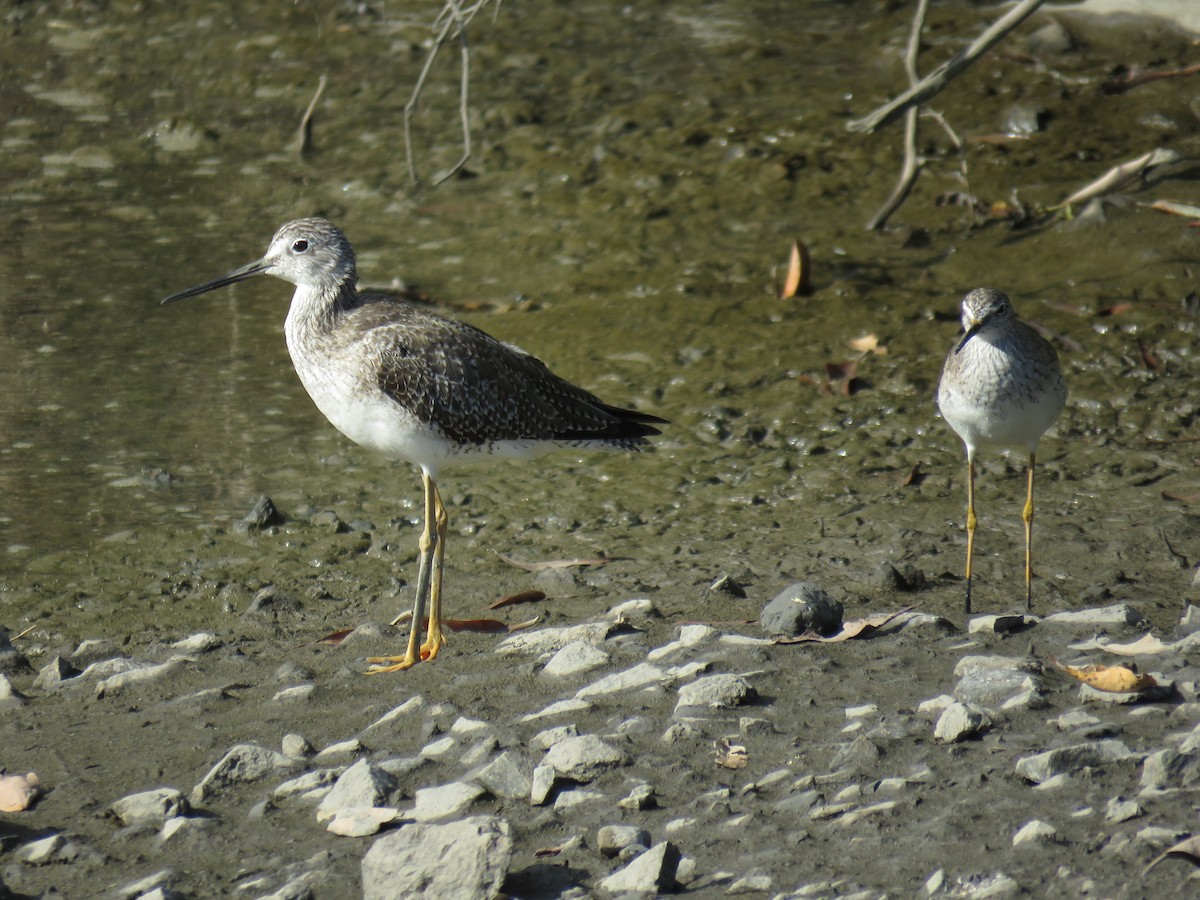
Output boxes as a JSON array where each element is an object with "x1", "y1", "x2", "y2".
[
  {"x1": 597, "y1": 841, "x2": 681, "y2": 895},
  {"x1": 576, "y1": 662, "x2": 668, "y2": 699},
  {"x1": 647, "y1": 625, "x2": 717, "y2": 663},
  {"x1": 315, "y1": 760, "x2": 398, "y2": 823},
  {"x1": 519, "y1": 698, "x2": 593, "y2": 723},
  {"x1": 1043, "y1": 604, "x2": 1144, "y2": 627},
  {"x1": 409, "y1": 781, "x2": 485, "y2": 822},
  {"x1": 542, "y1": 640, "x2": 610, "y2": 677},
  {"x1": 543, "y1": 735, "x2": 630, "y2": 782},
  {"x1": 95, "y1": 656, "x2": 191, "y2": 698},
  {"x1": 1012, "y1": 819, "x2": 1057, "y2": 846},
  {"x1": 191, "y1": 743, "x2": 296, "y2": 805},
  {"x1": 934, "y1": 702, "x2": 991, "y2": 743},
  {"x1": 110, "y1": 787, "x2": 189, "y2": 826},
  {"x1": 674, "y1": 673, "x2": 756, "y2": 711},
  {"x1": 496, "y1": 622, "x2": 615, "y2": 656},
  {"x1": 325, "y1": 806, "x2": 402, "y2": 837}
]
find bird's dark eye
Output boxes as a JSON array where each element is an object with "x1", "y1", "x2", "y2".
[{"x1": 292, "y1": 239, "x2": 309, "y2": 253}]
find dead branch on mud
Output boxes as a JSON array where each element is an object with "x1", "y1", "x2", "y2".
[
  {"x1": 404, "y1": 0, "x2": 501, "y2": 186},
  {"x1": 847, "y1": 0, "x2": 1048, "y2": 135}
]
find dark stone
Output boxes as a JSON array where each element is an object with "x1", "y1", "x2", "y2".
[
  {"x1": 760, "y1": 582, "x2": 843, "y2": 636},
  {"x1": 235, "y1": 495, "x2": 283, "y2": 533}
]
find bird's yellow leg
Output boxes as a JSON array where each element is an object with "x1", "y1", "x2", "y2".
[
  {"x1": 964, "y1": 458, "x2": 977, "y2": 615},
  {"x1": 1023, "y1": 452, "x2": 1036, "y2": 612},
  {"x1": 367, "y1": 470, "x2": 438, "y2": 674},
  {"x1": 420, "y1": 481, "x2": 449, "y2": 662}
]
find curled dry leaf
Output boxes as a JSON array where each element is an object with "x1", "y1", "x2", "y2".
[
  {"x1": 1147, "y1": 199, "x2": 1200, "y2": 221},
  {"x1": 776, "y1": 607, "x2": 914, "y2": 645},
  {"x1": 313, "y1": 628, "x2": 355, "y2": 647},
  {"x1": 1142, "y1": 833, "x2": 1200, "y2": 875},
  {"x1": 1052, "y1": 658, "x2": 1157, "y2": 693},
  {"x1": 780, "y1": 238, "x2": 812, "y2": 299},
  {"x1": 715, "y1": 738, "x2": 749, "y2": 770},
  {"x1": 0, "y1": 772, "x2": 41, "y2": 812},
  {"x1": 487, "y1": 589, "x2": 546, "y2": 610},
  {"x1": 1054, "y1": 148, "x2": 1179, "y2": 211},
  {"x1": 494, "y1": 551, "x2": 621, "y2": 572}
]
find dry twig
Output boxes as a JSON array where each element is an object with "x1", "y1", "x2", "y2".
[
  {"x1": 847, "y1": 0, "x2": 1048, "y2": 134},
  {"x1": 404, "y1": 0, "x2": 501, "y2": 186}
]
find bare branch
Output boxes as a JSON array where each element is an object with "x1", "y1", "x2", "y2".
[
  {"x1": 290, "y1": 73, "x2": 327, "y2": 158},
  {"x1": 866, "y1": 0, "x2": 929, "y2": 230},
  {"x1": 404, "y1": 0, "x2": 499, "y2": 186},
  {"x1": 847, "y1": 0, "x2": 1048, "y2": 134}
]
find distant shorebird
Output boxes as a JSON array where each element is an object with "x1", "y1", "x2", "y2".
[
  {"x1": 937, "y1": 288, "x2": 1067, "y2": 614},
  {"x1": 163, "y1": 218, "x2": 665, "y2": 672}
]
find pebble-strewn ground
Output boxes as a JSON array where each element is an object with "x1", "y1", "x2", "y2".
[{"x1": 5, "y1": 562, "x2": 1200, "y2": 897}]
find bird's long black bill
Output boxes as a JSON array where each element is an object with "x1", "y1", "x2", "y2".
[
  {"x1": 161, "y1": 258, "x2": 271, "y2": 305},
  {"x1": 954, "y1": 321, "x2": 983, "y2": 354}
]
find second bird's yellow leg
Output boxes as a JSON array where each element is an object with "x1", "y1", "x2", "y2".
[
  {"x1": 1023, "y1": 452, "x2": 1036, "y2": 612},
  {"x1": 964, "y1": 457, "x2": 977, "y2": 615}
]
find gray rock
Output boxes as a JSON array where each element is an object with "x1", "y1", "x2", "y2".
[
  {"x1": 315, "y1": 738, "x2": 364, "y2": 762},
  {"x1": 542, "y1": 639, "x2": 610, "y2": 677},
  {"x1": 475, "y1": 750, "x2": 534, "y2": 800},
  {"x1": 33, "y1": 656, "x2": 79, "y2": 690},
  {"x1": 934, "y1": 702, "x2": 991, "y2": 743},
  {"x1": 1014, "y1": 740, "x2": 1136, "y2": 784},
  {"x1": 597, "y1": 841, "x2": 681, "y2": 895},
  {"x1": 1140, "y1": 748, "x2": 1200, "y2": 790},
  {"x1": 618, "y1": 783, "x2": 657, "y2": 811},
  {"x1": 1105, "y1": 796, "x2": 1141, "y2": 823},
  {"x1": 191, "y1": 743, "x2": 297, "y2": 805},
  {"x1": 597, "y1": 824, "x2": 651, "y2": 858},
  {"x1": 576, "y1": 663, "x2": 668, "y2": 700},
  {"x1": 531, "y1": 724, "x2": 579, "y2": 752},
  {"x1": 0, "y1": 673, "x2": 27, "y2": 708},
  {"x1": 171, "y1": 632, "x2": 222, "y2": 652},
  {"x1": 94, "y1": 656, "x2": 191, "y2": 698},
  {"x1": 968, "y1": 614, "x2": 1035, "y2": 635},
  {"x1": 409, "y1": 781, "x2": 486, "y2": 822},
  {"x1": 0, "y1": 629, "x2": 28, "y2": 674},
  {"x1": 1042, "y1": 604, "x2": 1145, "y2": 627},
  {"x1": 953, "y1": 655, "x2": 1043, "y2": 707},
  {"x1": 273, "y1": 768, "x2": 346, "y2": 803},
  {"x1": 282, "y1": 733, "x2": 315, "y2": 759},
  {"x1": 315, "y1": 759, "x2": 398, "y2": 822},
  {"x1": 543, "y1": 735, "x2": 630, "y2": 782},
  {"x1": 112, "y1": 869, "x2": 176, "y2": 899},
  {"x1": 361, "y1": 815, "x2": 512, "y2": 900},
  {"x1": 530, "y1": 764, "x2": 558, "y2": 806},
  {"x1": 110, "y1": 787, "x2": 190, "y2": 826},
  {"x1": 243, "y1": 585, "x2": 301, "y2": 619},
  {"x1": 760, "y1": 582, "x2": 843, "y2": 636},
  {"x1": 496, "y1": 622, "x2": 615, "y2": 656},
  {"x1": 674, "y1": 673, "x2": 756, "y2": 713}
]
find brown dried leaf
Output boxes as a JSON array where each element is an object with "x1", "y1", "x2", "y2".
[
  {"x1": 1138, "y1": 339, "x2": 1161, "y2": 371},
  {"x1": 1095, "y1": 302, "x2": 1135, "y2": 317},
  {"x1": 534, "y1": 845, "x2": 564, "y2": 858},
  {"x1": 900, "y1": 462, "x2": 925, "y2": 487},
  {"x1": 715, "y1": 738, "x2": 749, "y2": 769},
  {"x1": 313, "y1": 628, "x2": 355, "y2": 647},
  {"x1": 507, "y1": 616, "x2": 540, "y2": 633},
  {"x1": 776, "y1": 607, "x2": 914, "y2": 644},
  {"x1": 1052, "y1": 658, "x2": 1157, "y2": 693},
  {"x1": 494, "y1": 551, "x2": 622, "y2": 572},
  {"x1": 1148, "y1": 199, "x2": 1200, "y2": 220},
  {"x1": 487, "y1": 589, "x2": 547, "y2": 610},
  {"x1": 780, "y1": 238, "x2": 812, "y2": 299},
  {"x1": 1163, "y1": 490, "x2": 1200, "y2": 505},
  {"x1": 1142, "y1": 833, "x2": 1200, "y2": 875},
  {"x1": 0, "y1": 772, "x2": 41, "y2": 812}
]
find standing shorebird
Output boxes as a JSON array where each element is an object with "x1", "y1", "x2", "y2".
[
  {"x1": 162, "y1": 218, "x2": 665, "y2": 673},
  {"x1": 937, "y1": 288, "x2": 1067, "y2": 614}
]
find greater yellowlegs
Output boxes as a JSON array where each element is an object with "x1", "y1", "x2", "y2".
[
  {"x1": 162, "y1": 218, "x2": 665, "y2": 672},
  {"x1": 936, "y1": 288, "x2": 1067, "y2": 614}
]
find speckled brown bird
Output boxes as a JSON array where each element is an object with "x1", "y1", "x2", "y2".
[{"x1": 163, "y1": 218, "x2": 665, "y2": 671}]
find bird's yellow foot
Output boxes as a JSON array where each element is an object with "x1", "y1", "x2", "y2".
[
  {"x1": 364, "y1": 652, "x2": 420, "y2": 675},
  {"x1": 419, "y1": 632, "x2": 446, "y2": 662}
]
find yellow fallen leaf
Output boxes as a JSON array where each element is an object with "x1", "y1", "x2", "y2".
[
  {"x1": 0, "y1": 772, "x2": 41, "y2": 812},
  {"x1": 780, "y1": 238, "x2": 812, "y2": 299},
  {"x1": 1053, "y1": 659, "x2": 1156, "y2": 693},
  {"x1": 847, "y1": 334, "x2": 887, "y2": 356}
]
